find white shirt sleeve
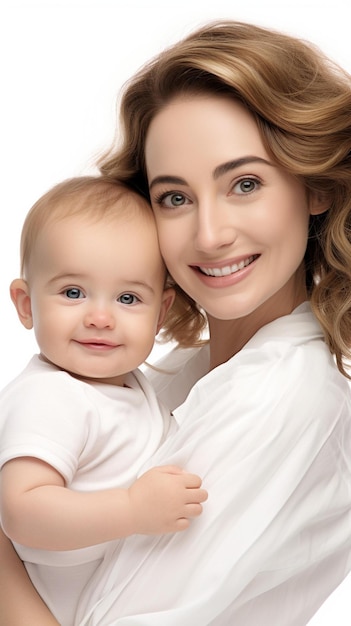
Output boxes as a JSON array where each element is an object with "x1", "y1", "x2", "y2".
[
  {"x1": 75, "y1": 308, "x2": 351, "y2": 626},
  {"x1": 0, "y1": 364, "x2": 91, "y2": 482}
]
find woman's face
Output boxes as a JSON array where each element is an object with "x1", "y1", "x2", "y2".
[{"x1": 145, "y1": 96, "x2": 324, "y2": 321}]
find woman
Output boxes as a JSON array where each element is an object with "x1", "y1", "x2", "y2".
[{"x1": 1, "y1": 21, "x2": 351, "y2": 625}]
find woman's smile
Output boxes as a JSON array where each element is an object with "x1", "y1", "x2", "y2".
[
  {"x1": 197, "y1": 254, "x2": 258, "y2": 277},
  {"x1": 191, "y1": 254, "x2": 259, "y2": 290}
]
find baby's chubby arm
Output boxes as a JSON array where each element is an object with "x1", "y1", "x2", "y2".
[
  {"x1": 0, "y1": 458, "x2": 208, "y2": 550},
  {"x1": 0, "y1": 525, "x2": 60, "y2": 625}
]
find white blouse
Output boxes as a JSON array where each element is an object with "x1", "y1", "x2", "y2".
[{"x1": 76, "y1": 304, "x2": 351, "y2": 626}]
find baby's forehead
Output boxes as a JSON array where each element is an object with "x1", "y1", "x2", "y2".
[
  {"x1": 26, "y1": 208, "x2": 165, "y2": 281},
  {"x1": 20, "y1": 181, "x2": 157, "y2": 278},
  {"x1": 50, "y1": 189, "x2": 153, "y2": 223}
]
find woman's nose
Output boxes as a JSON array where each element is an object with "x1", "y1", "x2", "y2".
[{"x1": 194, "y1": 200, "x2": 237, "y2": 252}]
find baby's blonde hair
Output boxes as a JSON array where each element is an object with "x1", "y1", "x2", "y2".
[{"x1": 20, "y1": 176, "x2": 154, "y2": 278}]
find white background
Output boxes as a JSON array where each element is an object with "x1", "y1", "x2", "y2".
[{"x1": 0, "y1": 1, "x2": 350, "y2": 623}]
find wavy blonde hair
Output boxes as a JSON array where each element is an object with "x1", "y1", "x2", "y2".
[{"x1": 99, "y1": 21, "x2": 351, "y2": 376}]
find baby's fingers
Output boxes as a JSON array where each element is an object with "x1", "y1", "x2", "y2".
[
  {"x1": 187, "y1": 486, "x2": 208, "y2": 504},
  {"x1": 184, "y1": 502, "x2": 204, "y2": 518},
  {"x1": 183, "y1": 472, "x2": 204, "y2": 489}
]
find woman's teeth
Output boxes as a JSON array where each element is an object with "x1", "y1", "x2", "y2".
[{"x1": 199, "y1": 256, "x2": 255, "y2": 277}]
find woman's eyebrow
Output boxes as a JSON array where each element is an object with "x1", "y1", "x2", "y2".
[
  {"x1": 149, "y1": 175, "x2": 187, "y2": 190},
  {"x1": 148, "y1": 156, "x2": 273, "y2": 190},
  {"x1": 213, "y1": 156, "x2": 273, "y2": 179}
]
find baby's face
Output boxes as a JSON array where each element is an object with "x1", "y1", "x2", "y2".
[{"x1": 25, "y1": 212, "x2": 173, "y2": 384}]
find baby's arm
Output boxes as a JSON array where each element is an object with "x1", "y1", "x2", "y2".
[
  {"x1": 1, "y1": 457, "x2": 208, "y2": 550},
  {"x1": 0, "y1": 525, "x2": 60, "y2": 625}
]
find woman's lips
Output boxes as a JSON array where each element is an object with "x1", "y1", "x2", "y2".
[
  {"x1": 198, "y1": 255, "x2": 258, "y2": 277},
  {"x1": 191, "y1": 254, "x2": 259, "y2": 287}
]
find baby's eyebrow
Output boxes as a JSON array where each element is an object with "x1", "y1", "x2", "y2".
[
  {"x1": 47, "y1": 272, "x2": 86, "y2": 286},
  {"x1": 121, "y1": 280, "x2": 156, "y2": 295}
]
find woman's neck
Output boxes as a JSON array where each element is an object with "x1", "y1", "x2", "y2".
[
  {"x1": 208, "y1": 287, "x2": 307, "y2": 370},
  {"x1": 208, "y1": 315, "x2": 262, "y2": 370}
]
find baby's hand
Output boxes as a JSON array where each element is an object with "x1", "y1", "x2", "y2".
[{"x1": 127, "y1": 465, "x2": 208, "y2": 535}]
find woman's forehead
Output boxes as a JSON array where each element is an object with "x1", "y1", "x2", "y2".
[{"x1": 145, "y1": 95, "x2": 267, "y2": 178}]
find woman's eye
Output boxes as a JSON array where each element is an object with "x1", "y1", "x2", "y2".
[
  {"x1": 117, "y1": 293, "x2": 139, "y2": 305},
  {"x1": 233, "y1": 178, "x2": 260, "y2": 195},
  {"x1": 64, "y1": 288, "x2": 84, "y2": 299},
  {"x1": 155, "y1": 192, "x2": 189, "y2": 209}
]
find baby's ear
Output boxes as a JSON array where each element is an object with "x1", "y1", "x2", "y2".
[{"x1": 10, "y1": 279, "x2": 33, "y2": 329}]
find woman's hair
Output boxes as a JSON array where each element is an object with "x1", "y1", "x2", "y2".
[{"x1": 99, "y1": 20, "x2": 351, "y2": 376}]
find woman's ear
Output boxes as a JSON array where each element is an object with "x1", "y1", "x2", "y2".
[
  {"x1": 156, "y1": 288, "x2": 176, "y2": 334},
  {"x1": 309, "y1": 192, "x2": 330, "y2": 216},
  {"x1": 10, "y1": 279, "x2": 33, "y2": 329}
]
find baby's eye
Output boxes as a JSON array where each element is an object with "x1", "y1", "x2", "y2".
[
  {"x1": 64, "y1": 288, "x2": 85, "y2": 299},
  {"x1": 117, "y1": 293, "x2": 139, "y2": 305},
  {"x1": 233, "y1": 178, "x2": 260, "y2": 195}
]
